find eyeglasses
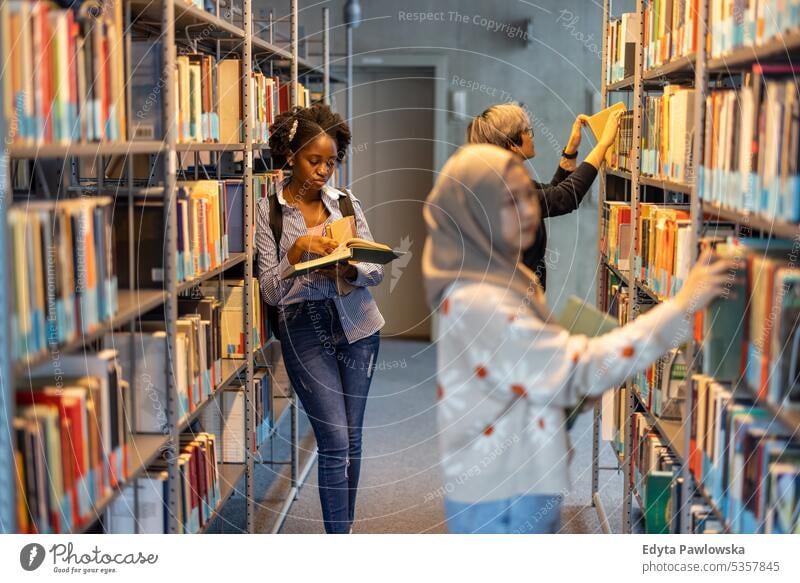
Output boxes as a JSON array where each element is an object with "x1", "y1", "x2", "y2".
[{"x1": 524, "y1": 126, "x2": 534, "y2": 138}]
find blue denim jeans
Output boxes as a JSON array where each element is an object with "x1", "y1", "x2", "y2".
[
  {"x1": 279, "y1": 299, "x2": 380, "y2": 534},
  {"x1": 444, "y1": 495, "x2": 562, "y2": 534}
]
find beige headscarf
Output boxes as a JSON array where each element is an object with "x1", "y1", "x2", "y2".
[{"x1": 422, "y1": 144, "x2": 551, "y2": 322}]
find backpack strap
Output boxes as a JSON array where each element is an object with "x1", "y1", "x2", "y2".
[
  {"x1": 267, "y1": 190, "x2": 283, "y2": 253},
  {"x1": 338, "y1": 187, "x2": 356, "y2": 219}
]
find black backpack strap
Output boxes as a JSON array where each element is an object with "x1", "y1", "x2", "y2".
[
  {"x1": 267, "y1": 190, "x2": 283, "y2": 250},
  {"x1": 338, "y1": 187, "x2": 356, "y2": 218},
  {"x1": 265, "y1": 191, "x2": 283, "y2": 340}
]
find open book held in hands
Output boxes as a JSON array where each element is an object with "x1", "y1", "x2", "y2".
[{"x1": 280, "y1": 216, "x2": 405, "y2": 280}]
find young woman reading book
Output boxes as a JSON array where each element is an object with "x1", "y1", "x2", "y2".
[
  {"x1": 422, "y1": 144, "x2": 734, "y2": 533},
  {"x1": 255, "y1": 104, "x2": 383, "y2": 534},
  {"x1": 466, "y1": 103, "x2": 623, "y2": 290}
]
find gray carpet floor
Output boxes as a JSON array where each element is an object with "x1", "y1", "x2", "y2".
[{"x1": 274, "y1": 339, "x2": 638, "y2": 534}]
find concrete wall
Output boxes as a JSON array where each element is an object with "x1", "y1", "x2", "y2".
[{"x1": 258, "y1": 0, "x2": 607, "y2": 313}]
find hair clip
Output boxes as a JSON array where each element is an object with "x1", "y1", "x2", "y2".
[{"x1": 288, "y1": 119, "x2": 299, "y2": 142}]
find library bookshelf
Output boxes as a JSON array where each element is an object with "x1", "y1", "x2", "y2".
[
  {"x1": 0, "y1": 0, "x2": 342, "y2": 534},
  {"x1": 593, "y1": 0, "x2": 800, "y2": 534}
]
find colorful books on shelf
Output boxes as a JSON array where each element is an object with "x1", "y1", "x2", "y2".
[
  {"x1": 1, "y1": 0, "x2": 126, "y2": 145},
  {"x1": 606, "y1": 12, "x2": 637, "y2": 84},
  {"x1": 106, "y1": 432, "x2": 221, "y2": 534},
  {"x1": 643, "y1": 0, "x2": 700, "y2": 71},
  {"x1": 15, "y1": 350, "x2": 129, "y2": 533},
  {"x1": 601, "y1": 200, "x2": 632, "y2": 271},
  {"x1": 176, "y1": 180, "x2": 231, "y2": 281},
  {"x1": 632, "y1": 412, "x2": 681, "y2": 534},
  {"x1": 636, "y1": 348, "x2": 688, "y2": 418},
  {"x1": 106, "y1": 331, "x2": 171, "y2": 433},
  {"x1": 641, "y1": 85, "x2": 696, "y2": 184},
  {"x1": 689, "y1": 374, "x2": 800, "y2": 533},
  {"x1": 699, "y1": 69, "x2": 800, "y2": 222},
  {"x1": 131, "y1": 298, "x2": 225, "y2": 425},
  {"x1": 708, "y1": 0, "x2": 800, "y2": 59},
  {"x1": 176, "y1": 53, "x2": 220, "y2": 143},
  {"x1": 114, "y1": 180, "x2": 232, "y2": 287},
  {"x1": 200, "y1": 278, "x2": 266, "y2": 357},
  {"x1": 201, "y1": 375, "x2": 270, "y2": 463},
  {"x1": 251, "y1": 71, "x2": 277, "y2": 144},
  {"x1": 278, "y1": 80, "x2": 311, "y2": 112},
  {"x1": 9, "y1": 198, "x2": 118, "y2": 363},
  {"x1": 637, "y1": 203, "x2": 691, "y2": 298},
  {"x1": 697, "y1": 237, "x2": 800, "y2": 412}
]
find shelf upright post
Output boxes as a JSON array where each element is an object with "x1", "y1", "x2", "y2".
[
  {"x1": 622, "y1": 0, "x2": 647, "y2": 535},
  {"x1": 289, "y1": 0, "x2": 300, "y2": 495},
  {"x1": 0, "y1": 9, "x2": 14, "y2": 533},
  {"x1": 592, "y1": 0, "x2": 612, "y2": 511},
  {"x1": 323, "y1": 7, "x2": 331, "y2": 106},
  {"x1": 243, "y1": 0, "x2": 256, "y2": 534},
  {"x1": 682, "y1": 0, "x2": 709, "y2": 534},
  {"x1": 123, "y1": 0, "x2": 141, "y2": 533},
  {"x1": 162, "y1": 0, "x2": 180, "y2": 534}
]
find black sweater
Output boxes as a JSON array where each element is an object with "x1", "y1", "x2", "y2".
[{"x1": 522, "y1": 162, "x2": 598, "y2": 290}]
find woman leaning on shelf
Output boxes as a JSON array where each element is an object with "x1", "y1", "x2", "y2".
[
  {"x1": 255, "y1": 103, "x2": 384, "y2": 534},
  {"x1": 466, "y1": 103, "x2": 622, "y2": 290},
  {"x1": 422, "y1": 144, "x2": 735, "y2": 534}
]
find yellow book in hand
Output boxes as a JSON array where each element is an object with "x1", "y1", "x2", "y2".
[
  {"x1": 280, "y1": 238, "x2": 404, "y2": 280},
  {"x1": 587, "y1": 102, "x2": 625, "y2": 166}
]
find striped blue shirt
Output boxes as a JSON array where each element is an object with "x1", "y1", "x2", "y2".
[{"x1": 255, "y1": 180, "x2": 385, "y2": 344}]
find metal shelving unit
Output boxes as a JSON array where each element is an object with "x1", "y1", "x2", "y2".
[
  {"x1": 0, "y1": 0, "x2": 339, "y2": 534},
  {"x1": 593, "y1": 0, "x2": 800, "y2": 534}
]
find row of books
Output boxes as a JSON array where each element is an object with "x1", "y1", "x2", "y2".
[
  {"x1": 699, "y1": 237, "x2": 800, "y2": 412},
  {"x1": 14, "y1": 285, "x2": 266, "y2": 532},
  {"x1": 603, "y1": 200, "x2": 737, "y2": 300},
  {"x1": 106, "y1": 432, "x2": 221, "y2": 534},
  {"x1": 601, "y1": 280, "x2": 630, "y2": 454},
  {"x1": 632, "y1": 412, "x2": 681, "y2": 533},
  {"x1": 131, "y1": 42, "x2": 305, "y2": 144},
  {"x1": 600, "y1": 201, "x2": 633, "y2": 272},
  {"x1": 200, "y1": 278, "x2": 267, "y2": 358},
  {"x1": 689, "y1": 374, "x2": 800, "y2": 533},
  {"x1": 606, "y1": 13, "x2": 637, "y2": 84},
  {"x1": 609, "y1": 110, "x2": 635, "y2": 172},
  {"x1": 9, "y1": 198, "x2": 118, "y2": 363},
  {"x1": 643, "y1": 0, "x2": 700, "y2": 71},
  {"x1": 698, "y1": 70, "x2": 800, "y2": 223},
  {"x1": 636, "y1": 348, "x2": 688, "y2": 419},
  {"x1": 708, "y1": 0, "x2": 800, "y2": 59},
  {"x1": 202, "y1": 371, "x2": 272, "y2": 464},
  {"x1": 109, "y1": 278, "x2": 265, "y2": 434},
  {"x1": 15, "y1": 351, "x2": 129, "y2": 534},
  {"x1": 114, "y1": 179, "x2": 238, "y2": 289},
  {"x1": 642, "y1": 85, "x2": 697, "y2": 184},
  {"x1": 637, "y1": 203, "x2": 692, "y2": 298},
  {"x1": 1, "y1": 0, "x2": 126, "y2": 145}
]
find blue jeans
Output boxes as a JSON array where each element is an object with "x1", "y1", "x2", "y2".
[
  {"x1": 444, "y1": 495, "x2": 562, "y2": 534},
  {"x1": 279, "y1": 299, "x2": 380, "y2": 534}
]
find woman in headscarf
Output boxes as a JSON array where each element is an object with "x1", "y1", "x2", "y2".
[{"x1": 422, "y1": 144, "x2": 734, "y2": 534}]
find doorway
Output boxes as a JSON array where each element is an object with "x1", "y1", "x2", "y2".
[{"x1": 349, "y1": 66, "x2": 435, "y2": 339}]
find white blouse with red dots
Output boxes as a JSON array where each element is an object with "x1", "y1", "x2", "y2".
[{"x1": 433, "y1": 280, "x2": 692, "y2": 504}]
